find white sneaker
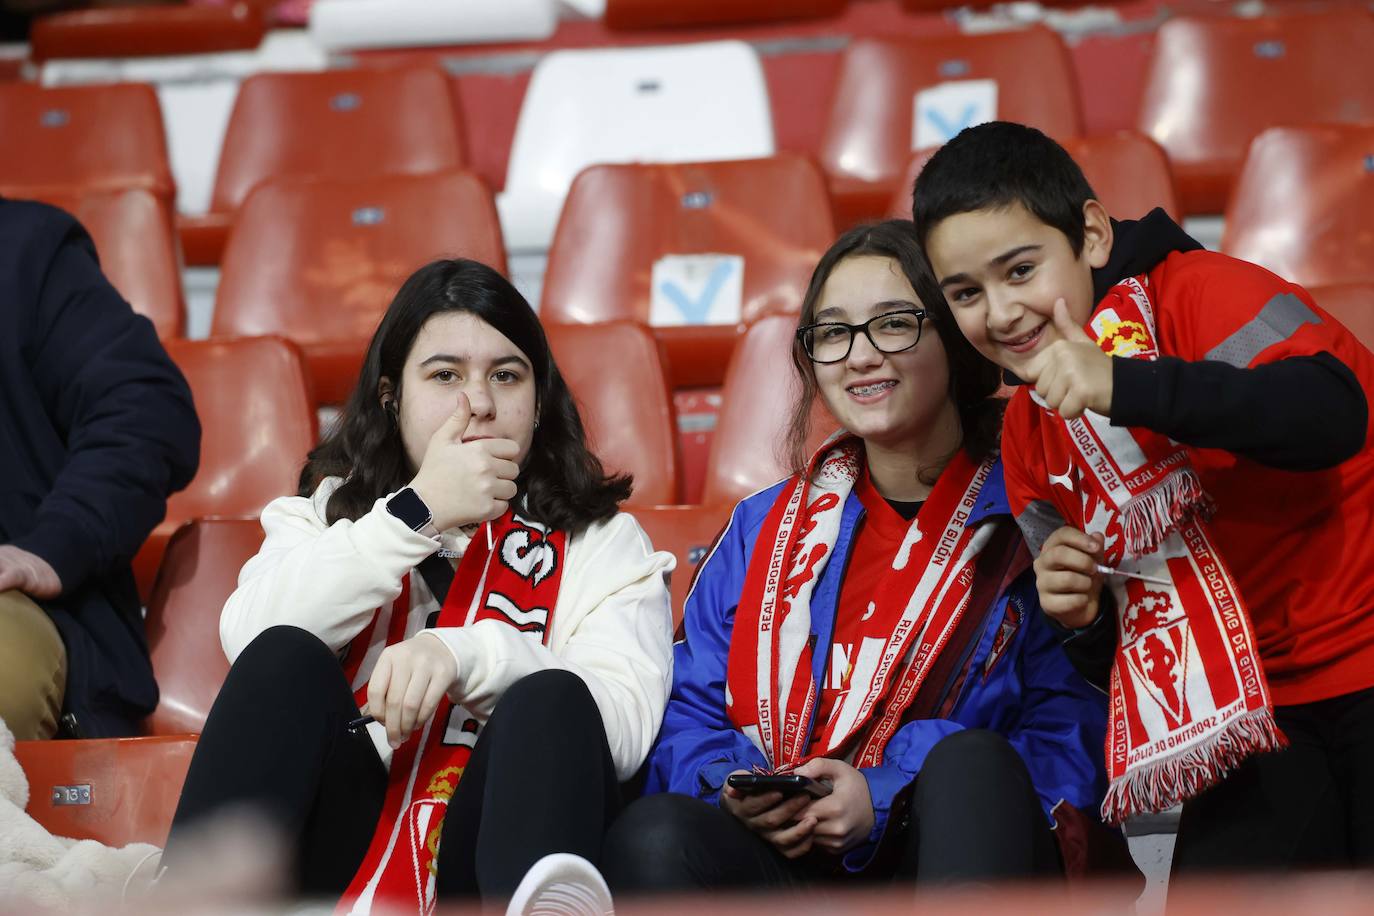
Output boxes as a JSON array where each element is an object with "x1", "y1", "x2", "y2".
[{"x1": 506, "y1": 852, "x2": 615, "y2": 916}]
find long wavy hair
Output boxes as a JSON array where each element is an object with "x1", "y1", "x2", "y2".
[
  {"x1": 300, "y1": 258, "x2": 631, "y2": 534},
  {"x1": 785, "y1": 219, "x2": 1004, "y2": 477}
]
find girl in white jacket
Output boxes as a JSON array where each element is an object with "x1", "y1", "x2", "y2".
[{"x1": 162, "y1": 259, "x2": 674, "y2": 915}]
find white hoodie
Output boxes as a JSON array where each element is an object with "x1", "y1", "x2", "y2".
[{"x1": 219, "y1": 478, "x2": 676, "y2": 779}]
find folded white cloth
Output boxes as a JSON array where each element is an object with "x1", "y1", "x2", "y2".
[{"x1": 0, "y1": 718, "x2": 161, "y2": 910}]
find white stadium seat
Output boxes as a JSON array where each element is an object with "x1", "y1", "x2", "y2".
[{"x1": 497, "y1": 39, "x2": 775, "y2": 254}]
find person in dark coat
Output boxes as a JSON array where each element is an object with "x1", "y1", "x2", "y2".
[{"x1": 0, "y1": 197, "x2": 200, "y2": 739}]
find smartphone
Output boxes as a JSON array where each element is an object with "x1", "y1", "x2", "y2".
[{"x1": 726, "y1": 773, "x2": 833, "y2": 798}]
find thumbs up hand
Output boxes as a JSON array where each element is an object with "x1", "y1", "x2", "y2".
[{"x1": 1021, "y1": 299, "x2": 1115, "y2": 420}]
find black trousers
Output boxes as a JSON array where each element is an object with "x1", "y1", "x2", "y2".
[
  {"x1": 601, "y1": 728, "x2": 1060, "y2": 894},
  {"x1": 164, "y1": 625, "x2": 621, "y2": 900},
  {"x1": 1172, "y1": 685, "x2": 1374, "y2": 874}
]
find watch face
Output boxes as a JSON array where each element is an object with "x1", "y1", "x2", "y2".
[{"x1": 388, "y1": 488, "x2": 431, "y2": 531}]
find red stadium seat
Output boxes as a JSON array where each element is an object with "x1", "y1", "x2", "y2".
[
  {"x1": 29, "y1": 3, "x2": 266, "y2": 61},
  {"x1": 1137, "y1": 10, "x2": 1374, "y2": 214},
  {"x1": 213, "y1": 171, "x2": 505, "y2": 403},
  {"x1": 888, "y1": 130, "x2": 1179, "y2": 223},
  {"x1": 1222, "y1": 124, "x2": 1374, "y2": 289},
  {"x1": 35, "y1": 187, "x2": 184, "y2": 339},
  {"x1": 132, "y1": 337, "x2": 315, "y2": 599},
  {"x1": 15, "y1": 735, "x2": 197, "y2": 847},
  {"x1": 821, "y1": 28, "x2": 1083, "y2": 228},
  {"x1": 631, "y1": 503, "x2": 734, "y2": 628},
  {"x1": 1310, "y1": 284, "x2": 1374, "y2": 353},
  {"x1": 604, "y1": 0, "x2": 845, "y2": 29},
  {"x1": 900, "y1": 0, "x2": 970, "y2": 9},
  {"x1": 143, "y1": 518, "x2": 265, "y2": 736},
  {"x1": 674, "y1": 388, "x2": 721, "y2": 505},
  {"x1": 545, "y1": 322, "x2": 679, "y2": 506},
  {"x1": 703, "y1": 315, "x2": 840, "y2": 505},
  {"x1": 190, "y1": 66, "x2": 467, "y2": 263},
  {"x1": 0, "y1": 81, "x2": 174, "y2": 202},
  {"x1": 542, "y1": 156, "x2": 835, "y2": 389}
]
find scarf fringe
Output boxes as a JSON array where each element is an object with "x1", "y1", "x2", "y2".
[
  {"x1": 1120, "y1": 467, "x2": 1215, "y2": 556},
  {"x1": 1100, "y1": 707, "x2": 1287, "y2": 825}
]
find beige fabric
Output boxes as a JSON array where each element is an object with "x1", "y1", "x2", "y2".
[{"x1": 0, "y1": 590, "x2": 66, "y2": 741}]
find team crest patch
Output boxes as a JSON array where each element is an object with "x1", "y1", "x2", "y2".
[
  {"x1": 426, "y1": 766, "x2": 464, "y2": 801},
  {"x1": 1122, "y1": 586, "x2": 1192, "y2": 730},
  {"x1": 1091, "y1": 305, "x2": 1157, "y2": 359},
  {"x1": 982, "y1": 593, "x2": 1023, "y2": 681}
]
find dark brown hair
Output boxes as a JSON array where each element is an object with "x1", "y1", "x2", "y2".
[
  {"x1": 785, "y1": 219, "x2": 1004, "y2": 477},
  {"x1": 300, "y1": 258, "x2": 631, "y2": 534}
]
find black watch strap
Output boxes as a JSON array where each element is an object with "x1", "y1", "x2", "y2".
[{"x1": 387, "y1": 487, "x2": 434, "y2": 533}]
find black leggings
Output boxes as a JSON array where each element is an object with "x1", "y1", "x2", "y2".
[
  {"x1": 601, "y1": 728, "x2": 1060, "y2": 893},
  {"x1": 164, "y1": 625, "x2": 621, "y2": 900},
  {"x1": 1172, "y1": 685, "x2": 1374, "y2": 874}
]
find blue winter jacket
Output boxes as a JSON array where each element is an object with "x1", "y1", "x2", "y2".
[{"x1": 644, "y1": 460, "x2": 1108, "y2": 870}]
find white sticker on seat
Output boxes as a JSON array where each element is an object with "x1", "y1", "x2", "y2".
[
  {"x1": 649, "y1": 253, "x2": 745, "y2": 326},
  {"x1": 913, "y1": 78, "x2": 999, "y2": 150}
]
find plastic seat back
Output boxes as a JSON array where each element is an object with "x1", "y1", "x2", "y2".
[
  {"x1": 1223, "y1": 124, "x2": 1374, "y2": 289},
  {"x1": 821, "y1": 28, "x2": 1082, "y2": 224},
  {"x1": 542, "y1": 156, "x2": 834, "y2": 388},
  {"x1": 213, "y1": 171, "x2": 506, "y2": 403},
  {"x1": 604, "y1": 0, "x2": 845, "y2": 28},
  {"x1": 704, "y1": 314, "x2": 840, "y2": 504},
  {"x1": 15, "y1": 735, "x2": 197, "y2": 847},
  {"x1": 29, "y1": 4, "x2": 266, "y2": 60},
  {"x1": 210, "y1": 66, "x2": 466, "y2": 217},
  {"x1": 0, "y1": 81, "x2": 174, "y2": 201},
  {"x1": 545, "y1": 322, "x2": 678, "y2": 505},
  {"x1": 1137, "y1": 10, "x2": 1374, "y2": 213},
  {"x1": 144, "y1": 518, "x2": 265, "y2": 736},
  {"x1": 132, "y1": 337, "x2": 315, "y2": 598},
  {"x1": 498, "y1": 40, "x2": 774, "y2": 252}
]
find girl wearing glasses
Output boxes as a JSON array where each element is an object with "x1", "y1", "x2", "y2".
[{"x1": 602, "y1": 220, "x2": 1113, "y2": 891}]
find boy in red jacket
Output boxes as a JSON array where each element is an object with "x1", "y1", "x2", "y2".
[{"x1": 913, "y1": 121, "x2": 1374, "y2": 873}]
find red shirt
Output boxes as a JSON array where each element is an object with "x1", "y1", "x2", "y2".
[
  {"x1": 810, "y1": 468, "x2": 917, "y2": 753},
  {"x1": 1007, "y1": 250, "x2": 1374, "y2": 706}
]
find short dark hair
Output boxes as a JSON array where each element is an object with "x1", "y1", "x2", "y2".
[
  {"x1": 912, "y1": 121, "x2": 1097, "y2": 255},
  {"x1": 301, "y1": 258, "x2": 631, "y2": 535},
  {"x1": 785, "y1": 220, "x2": 1004, "y2": 476}
]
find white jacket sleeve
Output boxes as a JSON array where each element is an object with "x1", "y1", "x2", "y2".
[
  {"x1": 220, "y1": 482, "x2": 441, "y2": 663},
  {"x1": 427, "y1": 513, "x2": 675, "y2": 781}
]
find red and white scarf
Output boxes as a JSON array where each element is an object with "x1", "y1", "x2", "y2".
[
  {"x1": 1003, "y1": 275, "x2": 1286, "y2": 824},
  {"x1": 335, "y1": 511, "x2": 566, "y2": 915},
  {"x1": 726, "y1": 435, "x2": 1001, "y2": 768}
]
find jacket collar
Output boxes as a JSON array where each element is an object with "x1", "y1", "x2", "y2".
[{"x1": 847, "y1": 457, "x2": 1010, "y2": 526}]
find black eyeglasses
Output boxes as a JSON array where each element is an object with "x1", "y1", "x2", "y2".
[{"x1": 797, "y1": 309, "x2": 928, "y2": 364}]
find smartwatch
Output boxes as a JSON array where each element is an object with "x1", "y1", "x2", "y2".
[{"x1": 387, "y1": 487, "x2": 440, "y2": 538}]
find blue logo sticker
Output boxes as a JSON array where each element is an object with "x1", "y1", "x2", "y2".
[
  {"x1": 658, "y1": 259, "x2": 736, "y2": 325},
  {"x1": 330, "y1": 92, "x2": 362, "y2": 112},
  {"x1": 352, "y1": 206, "x2": 386, "y2": 226},
  {"x1": 924, "y1": 104, "x2": 979, "y2": 142}
]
